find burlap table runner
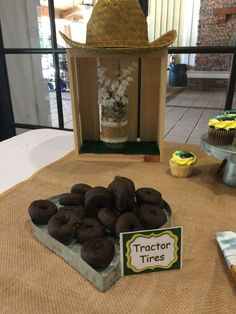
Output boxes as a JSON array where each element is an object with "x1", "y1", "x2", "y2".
[{"x1": 0, "y1": 142, "x2": 235, "y2": 313}]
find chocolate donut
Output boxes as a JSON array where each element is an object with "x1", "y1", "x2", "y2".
[
  {"x1": 28, "y1": 199, "x2": 58, "y2": 225},
  {"x1": 81, "y1": 237, "x2": 115, "y2": 269},
  {"x1": 59, "y1": 193, "x2": 84, "y2": 206},
  {"x1": 60, "y1": 205, "x2": 86, "y2": 220},
  {"x1": 108, "y1": 176, "x2": 135, "y2": 211},
  {"x1": 48, "y1": 207, "x2": 82, "y2": 245},
  {"x1": 71, "y1": 183, "x2": 92, "y2": 196},
  {"x1": 138, "y1": 204, "x2": 167, "y2": 229},
  {"x1": 76, "y1": 218, "x2": 105, "y2": 244},
  {"x1": 136, "y1": 188, "x2": 162, "y2": 206},
  {"x1": 84, "y1": 186, "x2": 112, "y2": 217},
  {"x1": 115, "y1": 212, "x2": 143, "y2": 237},
  {"x1": 132, "y1": 202, "x2": 141, "y2": 216},
  {"x1": 98, "y1": 208, "x2": 118, "y2": 234},
  {"x1": 158, "y1": 199, "x2": 166, "y2": 209}
]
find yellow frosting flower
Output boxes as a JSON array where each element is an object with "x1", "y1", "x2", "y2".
[
  {"x1": 170, "y1": 151, "x2": 197, "y2": 166},
  {"x1": 208, "y1": 114, "x2": 236, "y2": 130}
]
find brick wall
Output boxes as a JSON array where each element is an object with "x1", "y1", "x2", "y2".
[{"x1": 195, "y1": 0, "x2": 236, "y2": 70}]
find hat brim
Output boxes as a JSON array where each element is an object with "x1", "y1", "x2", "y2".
[{"x1": 59, "y1": 30, "x2": 177, "y2": 54}]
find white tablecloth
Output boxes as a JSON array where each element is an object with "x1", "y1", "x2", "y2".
[{"x1": 0, "y1": 129, "x2": 74, "y2": 193}]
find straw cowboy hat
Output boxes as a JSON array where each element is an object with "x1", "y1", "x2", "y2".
[{"x1": 60, "y1": 0, "x2": 177, "y2": 53}]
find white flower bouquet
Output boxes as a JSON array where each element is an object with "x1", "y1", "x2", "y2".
[
  {"x1": 97, "y1": 62, "x2": 137, "y2": 145},
  {"x1": 97, "y1": 63, "x2": 137, "y2": 123}
]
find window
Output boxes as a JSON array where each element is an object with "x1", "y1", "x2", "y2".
[
  {"x1": 0, "y1": 0, "x2": 235, "y2": 142},
  {"x1": 0, "y1": 0, "x2": 96, "y2": 139}
]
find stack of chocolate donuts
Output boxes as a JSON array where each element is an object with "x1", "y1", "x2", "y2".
[{"x1": 28, "y1": 176, "x2": 169, "y2": 270}]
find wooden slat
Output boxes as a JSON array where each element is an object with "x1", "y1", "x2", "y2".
[
  {"x1": 157, "y1": 52, "x2": 168, "y2": 161},
  {"x1": 66, "y1": 49, "x2": 167, "y2": 59},
  {"x1": 77, "y1": 58, "x2": 100, "y2": 140},
  {"x1": 66, "y1": 49, "x2": 139, "y2": 58},
  {"x1": 140, "y1": 57, "x2": 161, "y2": 141},
  {"x1": 120, "y1": 57, "x2": 139, "y2": 140},
  {"x1": 67, "y1": 54, "x2": 82, "y2": 153},
  {"x1": 74, "y1": 58, "x2": 83, "y2": 144},
  {"x1": 77, "y1": 153, "x2": 160, "y2": 162}
]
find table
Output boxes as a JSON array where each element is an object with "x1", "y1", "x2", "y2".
[
  {"x1": 0, "y1": 129, "x2": 74, "y2": 193},
  {"x1": 200, "y1": 133, "x2": 236, "y2": 187},
  {"x1": 0, "y1": 139, "x2": 235, "y2": 313}
]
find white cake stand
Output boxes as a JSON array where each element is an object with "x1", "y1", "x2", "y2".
[{"x1": 200, "y1": 133, "x2": 236, "y2": 187}]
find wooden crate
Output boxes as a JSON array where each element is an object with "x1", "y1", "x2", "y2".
[{"x1": 67, "y1": 49, "x2": 168, "y2": 162}]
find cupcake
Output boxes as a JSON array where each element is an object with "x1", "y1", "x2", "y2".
[
  {"x1": 169, "y1": 151, "x2": 197, "y2": 178},
  {"x1": 208, "y1": 114, "x2": 236, "y2": 146},
  {"x1": 224, "y1": 110, "x2": 236, "y2": 115}
]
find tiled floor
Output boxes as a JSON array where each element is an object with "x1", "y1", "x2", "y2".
[
  {"x1": 165, "y1": 88, "x2": 236, "y2": 144},
  {"x1": 50, "y1": 88, "x2": 236, "y2": 145}
]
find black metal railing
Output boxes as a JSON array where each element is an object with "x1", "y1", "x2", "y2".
[
  {"x1": 0, "y1": 21, "x2": 16, "y2": 141},
  {"x1": 225, "y1": 39, "x2": 236, "y2": 111}
]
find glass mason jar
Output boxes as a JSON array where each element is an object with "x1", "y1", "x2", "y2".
[{"x1": 100, "y1": 98, "x2": 128, "y2": 148}]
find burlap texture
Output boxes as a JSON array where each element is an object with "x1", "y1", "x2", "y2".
[
  {"x1": 0, "y1": 142, "x2": 236, "y2": 314},
  {"x1": 101, "y1": 124, "x2": 128, "y2": 140}
]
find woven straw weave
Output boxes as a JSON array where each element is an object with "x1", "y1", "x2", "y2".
[
  {"x1": 59, "y1": 0, "x2": 177, "y2": 53},
  {"x1": 86, "y1": 0, "x2": 148, "y2": 47}
]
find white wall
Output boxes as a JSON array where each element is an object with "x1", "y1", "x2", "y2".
[{"x1": 148, "y1": 0, "x2": 200, "y2": 66}]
